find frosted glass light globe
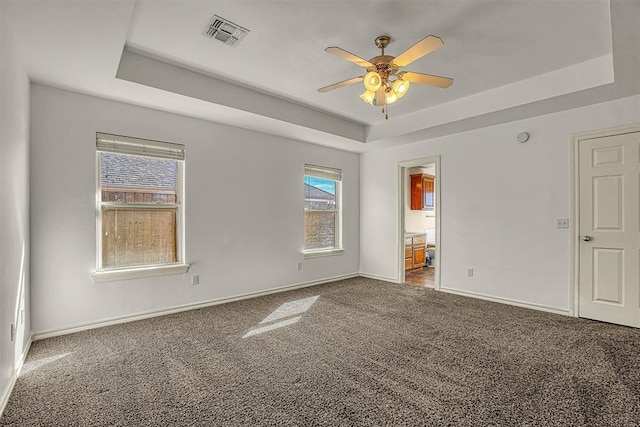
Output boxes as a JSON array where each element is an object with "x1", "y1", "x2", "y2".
[{"x1": 363, "y1": 71, "x2": 382, "y2": 92}]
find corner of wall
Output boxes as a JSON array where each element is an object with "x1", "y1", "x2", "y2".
[
  {"x1": 0, "y1": 335, "x2": 31, "y2": 418},
  {"x1": 0, "y1": 7, "x2": 32, "y2": 420}
]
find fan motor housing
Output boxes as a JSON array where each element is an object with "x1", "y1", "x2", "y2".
[{"x1": 368, "y1": 55, "x2": 399, "y2": 77}]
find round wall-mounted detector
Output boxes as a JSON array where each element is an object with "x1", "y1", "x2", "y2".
[{"x1": 517, "y1": 132, "x2": 530, "y2": 143}]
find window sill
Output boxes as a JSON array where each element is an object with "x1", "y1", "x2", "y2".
[
  {"x1": 303, "y1": 249, "x2": 344, "y2": 259},
  {"x1": 91, "y1": 263, "x2": 190, "y2": 284}
]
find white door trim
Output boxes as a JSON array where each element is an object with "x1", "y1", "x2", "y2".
[
  {"x1": 398, "y1": 156, "x2": 441, "y2": 289},
  {"x1": 570, "y1": 123, "x2": 640, "y2": 319}
]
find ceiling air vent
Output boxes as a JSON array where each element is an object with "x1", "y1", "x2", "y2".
[{"x1": 203, "y1": 15, "x2": 249, "y2": 47}]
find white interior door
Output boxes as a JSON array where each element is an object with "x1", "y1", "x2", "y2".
[{"x1": 578, "y1": 130, "x2": 640, "y2": 327}]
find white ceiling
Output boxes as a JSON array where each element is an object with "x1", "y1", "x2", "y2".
[
  {"x1": 127, "y1": 0, "x2": 612, "y2": 123},
  {"x1": 2, "y1": 0, "x2": 639, "y2": 152}
]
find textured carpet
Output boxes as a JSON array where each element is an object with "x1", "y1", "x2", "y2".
[{"x1": 2, "y1": 277, "x2": 639, "y2": 426}]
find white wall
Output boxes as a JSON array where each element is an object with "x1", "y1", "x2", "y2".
[
  {"x1": 0, "y1": 4, "x2": 31, "y2": 413},
  {"x1": 361, "y1": 95, "x2": 640, "y2": 312},
  {"x1": 30, "y1": 84, "x2": 360, "y2": 334}
]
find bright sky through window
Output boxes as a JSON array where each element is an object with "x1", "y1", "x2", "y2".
[{"x1": 305, "y1": 176, "x2": 335, "y2": 195}]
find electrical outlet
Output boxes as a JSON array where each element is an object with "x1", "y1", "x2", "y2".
[
  {"x1": 297, "y1": 262, "x2": 302, "y2": 271},
  {"x1": 191, "y1": 274, "x2": 199, "y2": 286},
  {"x1": 556, "y1": 218, "x2": 569, "y2": 228},
  {"x1": 467, "y1": 268, "x2": 474, "y2": 277}
]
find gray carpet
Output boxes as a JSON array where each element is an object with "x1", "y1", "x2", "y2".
[{"x1": 2, "y1": 277, "x2": 639, "y2": 426}]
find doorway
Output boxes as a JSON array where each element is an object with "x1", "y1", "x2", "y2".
[
  {"x1": 398, "y1": 156, "x2": 440, "y2": 289},
  {"x1": 572, "y1": 125, "x2": 640, "y2": 328}
]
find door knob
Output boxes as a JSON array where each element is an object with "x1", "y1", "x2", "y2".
[{"x1": 582, "y1": 235, "x2": 592, "y2": 241}]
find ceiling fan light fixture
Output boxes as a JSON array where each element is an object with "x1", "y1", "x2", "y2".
[
  {"x1": 385, "y1": 88, "x2": 398, "y2": 104},
  {"x1": 359, "y1": 90, "x2": 376, "y2": 105},
  {"x1": 318, "y1": 34, "x2": 453, "y2": 120},
  {"x1": 363, "y1": 71, "x2": 382, "y2": 92},
  {"x1": 392, "y1": 78, "x2": 410, "y2": 99}
]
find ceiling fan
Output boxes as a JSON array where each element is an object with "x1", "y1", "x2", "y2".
[{"x1": 318, "y1": 35, "x2": 453, "y2": 119}]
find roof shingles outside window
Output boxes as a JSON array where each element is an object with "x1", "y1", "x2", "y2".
[
  {"x1": 304, "y1": 183, "x2": 335, "y2": 209},
  {"x1": 101, "y1": 152, "x2": 177, "y2": 190}
]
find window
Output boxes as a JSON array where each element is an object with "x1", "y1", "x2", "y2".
[
  {"x1": 92, "y1": 133, "x2": 188, "y2": 282},
  {"x1": 304, "y1": 164, "x2": 343, "y2": 257}
]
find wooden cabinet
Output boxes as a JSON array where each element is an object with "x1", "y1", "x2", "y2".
[
  {"x1": 410, "y1": 174, "x2": 435, "y2": 211},
  {"x1": 405, "y1": 234, "x2": 427, "y2": 270},
  {"x1": 413, "y1": 245, "x2": 426, "y2": 266},
  {"x1": 404, "y1": 241, "x2": 413, "y2": 258},
  {"x1": 405, "y1": 257, "x2": 414, "y2": 270}
]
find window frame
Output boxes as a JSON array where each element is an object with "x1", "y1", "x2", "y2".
[
  {"x1": 91, "y1": 133, "x2": 188, "y2": 283},
  {"x1": 303, "y1": 164, "x2": 344, "y2": 259}
]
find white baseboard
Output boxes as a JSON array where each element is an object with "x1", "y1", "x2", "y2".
[
  {"x1": 0, "y1": 335, "x2": 32, "y2": 419},
  {"x1": 33, "y1": 273, "x2": 360, "y2": 341},
  {"x1": 358, "y1": 272, "x2": 399, "y2": 284},
  {"x1": 439, "y1": 287, "x2": 570, "y2": 316}
]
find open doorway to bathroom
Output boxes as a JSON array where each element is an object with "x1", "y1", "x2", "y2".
[{"x1": 398, "y1": 156, "x2": 440, "y2": 289}]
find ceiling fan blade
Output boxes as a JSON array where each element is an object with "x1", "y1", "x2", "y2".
[
  {"x1": 399, "y1": 71, "x2": 454, "y2": 88},
  {"x1": 375, "y1": 87, "x2": 385, "y2": 106},
  {"x1": 392, "y1": 35, "x2": 444, "y2": 68},
  {"x1": 317, "y1": 76, "x2": 364, "y2": 93},
  {"x1": 325, "y1": 47, "x2": 374, "y2": 68}
]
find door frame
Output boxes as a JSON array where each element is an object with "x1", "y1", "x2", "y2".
[
  {"x1": 398, "y1": 156, "x2": 441, "y2": 289},
  {"x1": 570, "y1": 123, "x2": 640, "y2": 318}
]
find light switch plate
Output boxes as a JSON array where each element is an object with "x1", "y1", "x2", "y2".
[{"x1": 556, "y1": 218, "x2": 569, "y2": 228}]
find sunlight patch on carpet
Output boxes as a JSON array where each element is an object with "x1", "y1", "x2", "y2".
[
  {"x1": 259, "y1": 295, "x2": 319, "y2": 324},
  {"x1": 243, "y1": 316, "x2": 302, "y2": 338},
  {"x1": 21, "y1": 352, "x2": 73, "y2": 375},
  {"x1": 243, "y1": 295, "x2": 319, "y2": 338}
]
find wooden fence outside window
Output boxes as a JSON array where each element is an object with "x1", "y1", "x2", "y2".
[{"x1": 101, "y1": 187, "x2": 177, "y2": 269}]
